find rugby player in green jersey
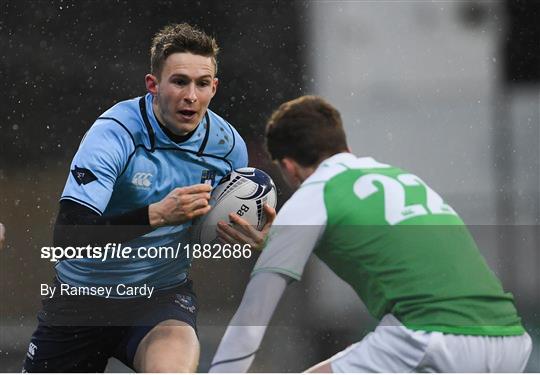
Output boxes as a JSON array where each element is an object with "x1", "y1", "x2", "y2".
[{"x1": 210, "y1": 95, "x2": 532, "y2": 372}]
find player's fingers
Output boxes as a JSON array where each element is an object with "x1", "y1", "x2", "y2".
[
  {"x1": 249, "y1": 230, "x2": 266, "y2": 251},
  {"x1": 186, "y1": 198, "x2": 211, "y2": 213},
  {"x1": 179, "y1": 183, "x2": 212, "y2": 194},
  {"x1": 180, "y1": 192, "x2": 211, "y2": 205},
  {"x1": 227, "y1": 212, "x2": 269, "y2": 250},
  {"x1": 227, "y1": 213, "x2": 262, "y2": 239},
  {"x1": 261, "y1": 204, "x2": 277, "y2": 232},
  {"x1": 263, "y1": 204, "x2": 277, "y2": 220},
  {"x1": 189, "y1": 205, "x2": 212, "y2": 220},
  {"x1": 226, "y1": 215, "x2": 267, "y2": 250},
  {"x1": 216, "y1": 223, "x2": 242, "y2": 245},
  {"x1": 217, "y1": 221, "x2": 252, "y2": 245},
  {"x1": 216, "y1": 230, "x2": 239, "y2": 246}
]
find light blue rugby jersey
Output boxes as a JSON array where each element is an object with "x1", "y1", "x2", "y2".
[{"x1": 56, "y1": 93, "x2": 248, "y2": 297}]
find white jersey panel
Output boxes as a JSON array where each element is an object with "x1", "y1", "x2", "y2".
[
  {"x1": 252, "y1": 153, "x2": 388, "y2": 280},
  {"x1": 251, "y1": 181, "x2": 327, "y2": 280}
]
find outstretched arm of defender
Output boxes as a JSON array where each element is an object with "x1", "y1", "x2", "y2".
[{"x1": 209, "y1": 272, "x2": 288, "y2": 373}]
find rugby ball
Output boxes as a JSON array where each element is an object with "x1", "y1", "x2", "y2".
[{"x1": 193, "y1": 168, "x2": 277, "y2": 244}]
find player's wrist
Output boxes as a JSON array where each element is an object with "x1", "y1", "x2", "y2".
[{"x1": 148, "y1": 203, "x2": 167, "y2": 228}]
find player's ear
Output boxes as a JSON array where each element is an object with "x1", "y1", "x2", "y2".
[
  {"x1": 211, "y1": 77, "x2": 219, "y2": 97},
  {"x1": 279, "y1": 158, "x2": 295, "y2": 175},
  {"x1": 145, "y1": 74, "x2": 159, "y2": 96},
  {"x1": 280, "y1": 158, "x2": 302, "y2": 188}
]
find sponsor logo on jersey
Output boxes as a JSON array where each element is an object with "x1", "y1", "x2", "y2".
[
  {"x1": 131, "y1": 172, "x2": 152, "y2": 188},
  {"x1": 201, "y1": 169, "x2": 216, "y2": 185},
  {"x1": 71, "y1": 166, "x2": 98, "y2": 185},
  {"x1": 174, "y1": 294, "x2": 196, "y2": 313}
]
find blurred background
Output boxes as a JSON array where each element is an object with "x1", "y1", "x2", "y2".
[{"x1": 1, "y1": 0, "x2": 538, "y2": 372}]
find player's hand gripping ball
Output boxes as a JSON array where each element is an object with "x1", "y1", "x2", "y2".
[{"x1": 193, "y1": 168, "x2": 277, "y2": 244}]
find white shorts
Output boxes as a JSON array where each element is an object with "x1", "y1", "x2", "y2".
[{"x1": 329, "y1": 314, "x2": 532, "y2": 373}]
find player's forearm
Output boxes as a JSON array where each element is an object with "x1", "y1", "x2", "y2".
[
  {"x1": 210, "y1": 272, "x2": 288, "y2": 372},
  {"x1": 148, "y1": 202, "x2": 166, "y2": 227},
  {"x1": 210, "y1": 325, "x2": 264, "y2": 372},
  {"x1": 148, "y1": 185, "x2": 212, "y2": 228},
  {"x1": 54, "y1": 199, "x2": 152, "y2": 248}
]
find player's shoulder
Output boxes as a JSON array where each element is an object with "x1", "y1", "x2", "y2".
[
  {"x1": 89, "y1": 95, "x2": 151, "y2": 150},
  {"x1": 207, "y1": 108, "x2": 245, "y2": 141},
  {"x1": 304, "y1": 153, "x2": 394, "y2": 187},
  {"x1": 204, "y1": 108, "x2": 247, "y2": 159},
  {"x1": 275, "y1": 181, "x2": 327, "y2": 226}
]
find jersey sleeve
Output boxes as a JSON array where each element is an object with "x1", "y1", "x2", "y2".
[
  {"x1": 60, "y1": 120, "x2": 134, "y2": 214},
  {"x1": 209, "y1": 272, "x2": 288, "y2": 372},
  {"x1": 251, "y1": 181, "x2": 327, "y2": 280}
]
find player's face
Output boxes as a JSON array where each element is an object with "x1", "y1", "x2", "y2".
[{"x1": 146, "y1": 52, "x2": 218, "y2": 135}]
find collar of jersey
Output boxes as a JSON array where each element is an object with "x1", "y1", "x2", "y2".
[
  {"x1": 301, "y1": 153, "x2": 387, "y2": 187},
  {"x1": 144, "y1": 93, "x2": 206, "y2": 149}
]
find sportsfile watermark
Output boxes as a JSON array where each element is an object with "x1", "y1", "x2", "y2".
[
  {"x1": 41, "y1": 243, "x2": 253, "y2": 262},
  {"x1": 10, "y1": 225, "x2": 537, "y2": 328}
]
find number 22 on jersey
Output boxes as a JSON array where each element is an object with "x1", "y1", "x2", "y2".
[{"x1": 353, "y1": 173, "x2": 457, "y2": 225}]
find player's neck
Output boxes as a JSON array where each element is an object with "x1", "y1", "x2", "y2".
[
  {"x1": 297, "y1": 165, "x2": 316, "y2": 183},
  {"x1": 281, "y1": 158, "x2": 317, "y2": 187}
]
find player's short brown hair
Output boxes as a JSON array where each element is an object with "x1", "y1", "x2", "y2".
[
  {"x1": 150, "y1": 23, "x2": 219, "y2": 78},
  {"x1": 266, "y1": 96, "x2": 348, "y2": 167}
]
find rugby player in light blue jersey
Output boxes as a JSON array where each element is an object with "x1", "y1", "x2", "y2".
[{"x1": 24, "y1": 23, "x2": 275, "y2": 373}]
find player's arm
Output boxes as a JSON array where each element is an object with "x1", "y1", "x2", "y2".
[
  {"x1": 211, "y1": 182, "x2": 327, "y2": 372},
  {"x1": 54, "y1": 199, "x2": 151, "y2": 247},
  {"x1": 209, "y1": 272, "x2": 288, "y2": 372},
  {"x1": 55, "y1": 184, "x2": 211, "y2": 247},
  {"x1": 57, "y1": 119, "x2": 212, "y2": 247}
]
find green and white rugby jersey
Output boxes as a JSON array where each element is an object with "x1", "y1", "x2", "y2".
[{"x1": 253, "y1": 153, "x2": 524, "y2": 336}]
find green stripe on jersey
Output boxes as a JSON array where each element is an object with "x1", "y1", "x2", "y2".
[{"x1": 314, "y1": 166, "x2": 524, "y2": 336}]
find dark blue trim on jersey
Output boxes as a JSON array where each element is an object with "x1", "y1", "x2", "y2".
[
  {"x1": 96, "y1": 116, "x2": 143, "y2": 179},
  {"x1": 209, "y1": 349, "x2": 259, "y2": 369},
  {"x1": 119, "y1": 148, "x2": 138, "y2": 178},
  {"x1": 114, "y1": 145, "x2": 235, "y2": 180},
  {"x1": 154, "y1": 147, "x2": 234, "y2": 172},
  {"x1": 60, "y1": 196, "x2": 103, "y2": 215},
  {"x1": 96, "y1": 117, "x2": 137, "y2": 148},
  {"x1": 138, "y1": 96, "x2": 213, "y2": 157},
  {"x1": 96, "y1": 100, "x2": 236, "y2": 179},
  {"x1": 138, "y1": 96, "x2": 156, "y2": 151},
  {"x1": 223, "y1": 120, "x2": 237, "y2": 159},
  {"x1": 197, "y1": 111, "x2": 211, "y2": 156}
]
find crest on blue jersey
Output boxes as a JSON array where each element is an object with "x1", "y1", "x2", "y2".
[
  {"x1": 201, "y1": 170, "x2": 217, "y2": 185},
  {"x1": 174, "y1": 294, "x2": 196, "y2": 313},
  {"x1": 71, "y1": 166, "x2": 98, "y2": 185}
]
